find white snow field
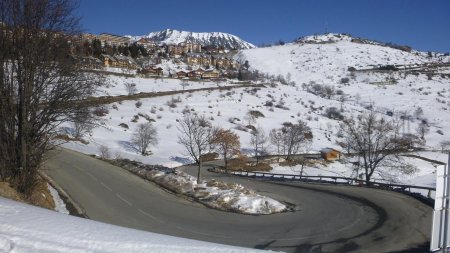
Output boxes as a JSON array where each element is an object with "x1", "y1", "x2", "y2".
[
  {"x1": 98, "y1": 71, "x2": 239, "y2": 97},
  {"x1": 0, "y1": 197, "x2": 269, "y2": 253}
]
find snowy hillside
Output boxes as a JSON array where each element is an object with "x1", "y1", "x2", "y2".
[
  {"x1": 235, "y1": 33, "x2": 450, "y2": 144},
  {"x1": 236, "y1": 33, "x2": 436, "y2": 83},
  {"x1": 131, "y1": 29, "x2": 255, "y2": 49},
  {"x1": 0, "y1": 197, "x2": 267, "y2": 253},
  {"x1": 61, "y1": 33, "x2": 449, "y2": 190}
]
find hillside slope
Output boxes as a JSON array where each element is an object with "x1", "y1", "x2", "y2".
[{"x1": 236, "y1": 33, "x2": 450, "y2": 147}]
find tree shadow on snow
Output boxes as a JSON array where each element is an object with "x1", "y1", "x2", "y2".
[
  {"x1": 169, "y1": 156, "x2": 192, "y2": 165},
  {"x1": 118, "y1": 140, "x2": 138, "y2": 153}
]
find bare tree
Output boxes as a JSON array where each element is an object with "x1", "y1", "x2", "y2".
[
  {"x1": 0, "y1": 0, "x2": 103, "y2": 195},
  {"x1": 416, "y1": 121, "x2": 429, "y2": 139},
  {"x1": 270, "y1": 128, "x2": 284, "y2": 156},
  {"x1": 124, "y1": 82, "x2": 137, "y2": 95},
  {"x1": 280, "y1": 121, "x2": 312, "y2": 160},
  {"x1": 339, "y1": 111, "x2": 416, "y2": 185},
  {"x1": 250, "y1": 127, "x2": 268, "y2": 164},
  {"x1": 71, "y1": 108, "x2": 98, "y2": 139},
  {"x1": 210, "y1": 128, "x2": 240, "y2": 171},
  {"x1": 98, "y1": 145, "x2": 111, "y2": 159},
  {"x1": 131, "y1": 122, "x2": 158, "y2": 155},
  {"x1": 179, "y1": 80, "x2": 189, "y2": 91},
  {"x1": 244, "y1": 111, "x2": 257, "y2": 126},
  {"x1": 178, "y1": 114, "x2": 212, "y2": 183}
]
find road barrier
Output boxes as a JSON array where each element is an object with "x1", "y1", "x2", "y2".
[{"x1": 208, "y1": 167, "x2": 436, "y2": 205}]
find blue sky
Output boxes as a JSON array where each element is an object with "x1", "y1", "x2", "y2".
[{"x1": 78, "y1": 0, "x2": 450, "y2": 52}]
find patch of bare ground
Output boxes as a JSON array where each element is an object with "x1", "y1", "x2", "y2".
[{"x1": 0, "y1": 178, "x2": 55, "y2": 210}]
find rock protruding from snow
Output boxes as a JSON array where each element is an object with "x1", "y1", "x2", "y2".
[{"x1": 132, "y1": 29, "x2": 256, "y2": 50}]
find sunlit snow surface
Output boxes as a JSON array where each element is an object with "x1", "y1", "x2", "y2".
[{"x1": 0, "y1": 197, "x2": 268, "y2": 253}]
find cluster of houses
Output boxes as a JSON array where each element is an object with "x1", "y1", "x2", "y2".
[
  {"x1": 186, "y1": 53, "x2": 238, "y2": 69},
  {"x1": 100, "y1": 54, "x2": 139, "y2": 69},
  {"x1": 174, "y1": 68, "x2": 220, "y2": 79},
  {"x1": 75, "y1": 32, "x2": 240, "y2": 79}
]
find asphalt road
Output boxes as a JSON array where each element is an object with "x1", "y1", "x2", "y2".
[{"x1": 44, "y1": 148, "x2": 432, "y2": 253}]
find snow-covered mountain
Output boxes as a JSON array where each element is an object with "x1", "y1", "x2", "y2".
[{"x1": 130, "y1": 29, "x2": 255, "y2": 50}]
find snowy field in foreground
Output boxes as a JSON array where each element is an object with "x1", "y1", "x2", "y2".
[{"x1": 0, "y1": 197, "x2": 269, "y2": 253}]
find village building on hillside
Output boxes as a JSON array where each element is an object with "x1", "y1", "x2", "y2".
[
  {"x1": 176, "y1": 70, "x2": 188, "y2": 78},
  {"x1": 202, "y1": 45, "x2": 226, "y2": 54},
  {"x1": 113, "y1": 55, "x2": 139, "y2": 69},
  {"x1": 202, "y1": 69, "x2": 220, "y2": 79},
  {"x1": 320, "y1": 148, "x2": 342, "y2": 161},
  {"x1": 186, "y1": 53, "x2": 212, "y2": 67},
  {"x1": 186, "y1": 53, "x2": 237, "y2": 70},
  {"x1": 136, "y1": 38, "x2": 158, "y2": 53},
  {"x1": 141, "y1": 66, "x2": 163, "y2": 76},
  {"x1": 81, "y1": 33, "x2": 98, "y2": 42},
  {"x1": 100, "y1": 54, "x2": 139, "y2": 69},
  {"x1": 72, "y1": 55, "x2": 103, "y2": 69},
  {"x1": 187, "y1": 68, "x2": 204, "y2": 79},
  {"x1": 167, "y1": 44, "x2": 184, "y2": 56},
  {"x1": 98, "y1": 33, "x2": 131, "y2": 47},
  {"x1": 167, "y1": 42, "x2": 202, "y2": 56},
  {"x1": 184, "y1": 42, "x2": 202, "y2": 53},
  {"x1": 100, "y1": 54, "x2": 115, "y2": 67},
  {"x1": 212, "y1": 56, "x2": 234, "y2": 69}
]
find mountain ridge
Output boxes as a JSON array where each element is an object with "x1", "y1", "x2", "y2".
[{"x1": 128, "y1": 29, "x2": 255, "y2": 50}]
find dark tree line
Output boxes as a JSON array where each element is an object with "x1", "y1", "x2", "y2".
[{"x1": 0, "y1": 0, "x2": 103, "y2": 195}]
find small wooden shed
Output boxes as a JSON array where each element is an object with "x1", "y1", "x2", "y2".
[{"x1": 320, "y1": 148, "x2": 342, "y2": 161}]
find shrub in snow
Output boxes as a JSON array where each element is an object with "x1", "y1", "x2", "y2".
[
  {"x1": 340, "y1": 77, "x2": 350, "y2": 84},
  {"x1": 325, "y1": 107, "x2": 344, "y2": 120},
  {"x1": 138, "y1": 113, "x2": 155, "y2": 122},
  {"x1": 135, "y1": 101, "x2": 143, "y2": 108},
  {"x1": 93, "y1": 106, "x2": 109, "y2": 117},
  {"x1": 118, "y1": 123, "x2": 129, "y2": 129},
  {"x1": 248, "y1": 110, "x2": 265, "y2": 118},
  {"x1": 131, "y1": 115, "x2": 139, "y2": 123}
]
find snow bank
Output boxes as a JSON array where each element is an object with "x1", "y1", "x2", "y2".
[
  {"x1": 0, "y1": 197, "x2": 269, "y2": 253},
  {"x1": 112, "y1": 159, "x2": 287, "y2": 215},
  {"x1": 47, "y1": 183, "x2": 69, "y2": 215}
]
